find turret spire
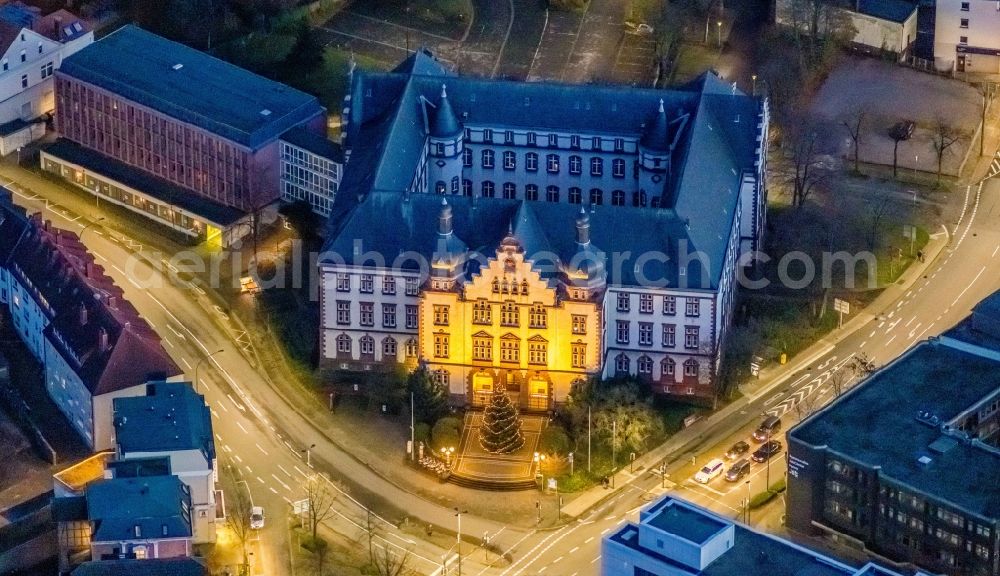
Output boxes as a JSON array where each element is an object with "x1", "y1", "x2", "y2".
[{"x1": 430, "y1": 83, "x2": 462, "y2": 138}]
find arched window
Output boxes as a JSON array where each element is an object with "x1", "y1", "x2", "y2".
[
  {"x1": 684, "y1": 358, "x2": 699, "y2": 377},
  {"x1": 492, "y1": 278, "x2": 500, "y2": 293},
  {"x1": 481, "y1": 149, "x2": 495, "y2": 168},
  {"x1": 546, "y1": 154, "x2": 560, "y2": 174},
  {"x1": 451, "y1": 176, "x2": 460, "y2": 195},
  {"x1": 462, "y1": 179, "x2": 472, "y2": 196},
  {"x1": 661, "y1": 357, "x2": 675, "y2": 376},
  {"x1": 336, "y1": 334, "x2": 351, "y2": 354},
  {"x1": 611, "y1": 190, "x2": 625, "y2": 206},
  {"x1": 568, "y1": 187, "x2": 582, "y2": 204},
  {"x1": 526, "y1": 152, "x2": 538, "y2": 172},
  {"x1": 435, "y1": 180, "x2": 446, "y2": 195},
  {"x1": 569, "y1": 155, "x2": 582, "y2": 175},
  {"x1": 383, "y1": 337, "x2": 397, "y2": 358},
  {"x1": 637, "y1": 355, "x2": 653, "y2": 374},
  {"x1": 503, "y1": 182, "x2": 517, "y2": 199},
  {"x1": 615, "y1": 353, "x2": 630, "y2": 375},
  {"x1": 462, "y1": 147, "x2": 472, "y2": 167},
  {"x1": 590, "y1": 188, "x2": 603, "y2": 205},
  {"x1": 482, "y1": 181, "x2": 495, "y2": 197},
  {"x1": 360, "y1": 335, "x2": 375, "y2": 356},
  {"x1": 590, "y1": 157, "x2": 603, "y2": 176},
  {"x1": 503, "y1": 150, "x2": 516, "y2": 170},
  {"x1": 526, "y1": 184, "x2": 539, "y2": 201},
  {"x1": 546, "y1": 185, "x2": 560, "y2": 202},
  {"x1": 405, "y1": 338, "x2": 418, "y2": 358},
  {"x1": 520, "y1": 280, "x2": 529, "y2": 295}
]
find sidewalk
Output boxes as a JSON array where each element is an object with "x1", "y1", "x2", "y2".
[{"x1": 561, "y1": 216, "x2": 953, "y2": 519}]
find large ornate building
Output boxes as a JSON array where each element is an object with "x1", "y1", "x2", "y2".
[{"x1": 318, "y1": 51, "x2": 768, "y2": 408}]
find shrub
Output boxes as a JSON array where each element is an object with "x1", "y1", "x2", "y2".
[
  {"x1": 748, "y1": 479, "x2": 787, "y2": 509},
  {"x1": 301, "y1": 534, "x2": 328, "y2": 553},
  {"x1": 431, "y1": 416, "x2": 462, "y2": 452},
  {"x1": 539, "y1": 425, "x2": 571, "y2": 456},
  {"x1": 414, "y1": 422, "x2": 431, "y2": 444}
]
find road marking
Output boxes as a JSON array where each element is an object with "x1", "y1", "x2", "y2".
[
  {"x1": 278, "y1": 464, "x2": 293, "y2": 478},
  {"x1": 211, "y1": 409, "x2": 219, "y2": 418},
  {"x1": 256, "y1": 476, "x2": 265, "y2": 484},
  {"x1": 181, "y1": 358, "x2": 192, "y2": 370},
  {"x1": 163, "y1": 338, "x2": 174, "y2": 349},
  {"x1": 604, "y1": 515, "x2": 615, "y2": 521},
  {"x1": 255, "y1": 443, "x2": 268, "y2": 456},
  {"x1": 951, "y1": 265, "x2": 986, "y2": 307},
  {"x1": 905, "y1": 317, "x2": 916, "y2": 328},
  {"x1": 227, "y1": 394, "x2": 246, "y2": 412},
  {"x1": 236, "y1": 421, "x2": 248, "y2": 434},
  {"x1": 869, "y1": 330, "x2": 876, "y2": 338},
  {"x1": 199, "y1": 378, "x2": 210, "y2": 391},
  {"x1": 271, "y1": 474, "x2": 291, "y2": 492},
  {"x1": 218, "y1": 401, "x2": 228, "y2": 413},
  {"x1": 91, "y1": 250, "x2": 108, "y2": 262},
  {"x1": 992, "y1": 245, "x2": 999, "y2": 258},
  {"x1": 584, "y1": 537, "x2": 594, "y2": 544},
  {"x1": 764, "y1": 393, "x2": 784, "y2": 406},
  {"x1": 859, "y1": 340, "x2": 867, "y2": 348},
  {"x1": 537, "y1": 567, "x2": 547, "y2": 574},
  {"x1": 234, "y1": 454, "x2": 242, "y2": 463},
  {"x1": 569, "y1": 547, "x2": 579, "y2": 554},
  {"x1": 269, "y1": 487, "x2": 278, "y2": 494},
  {"x1": 908, "y1": 323, "x2": 922, "y2": 339},
  {"x1": 293, "y1": 465, "x2": 309, "y2": 479},
  {"x1": 591, "y1": 556, "x2": 601, "y2": 564},
  {"x1": 600, "y1": 528, "x2": 610, "y2": 535},
  {"x1": 885, "y1": 335, "x2": 897, "y2": 347},
  {"x1": 553, "y1": 556, "x2": 564, "y2": 563}
]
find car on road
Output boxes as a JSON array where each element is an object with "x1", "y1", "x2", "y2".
[
  {"x1": 725, "y1": 441, "x2": 750, "y2": 459},
  {"x1": 752, "y1": 416, "x2": 782, "y2": 442},
  {"x1": 725, "y1": 459, "x2": 751, "y2": 482},
  {"x1": 751, "y1": 440, "x2": 783, "y2": 463},
  {"x1": 250, "y1": 506, "x2": 264, "y2": 530},
  {"x1": 694, "y1": 458, "x2": 725, "y2": 484}
]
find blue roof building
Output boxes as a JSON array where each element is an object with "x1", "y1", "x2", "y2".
[{"x1": 85, "y1": 475, "x2": 193, "y2": 559}]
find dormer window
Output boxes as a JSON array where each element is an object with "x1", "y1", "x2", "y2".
[
  {"x1": 436, "y1": 142, "x2": 444, "y2": 155},
  {"x1": 527, "y1": 132, "x2": 537, "y2": 146},
  {"x1": 504, "y1": 130, "x2": 513, "y2": 144},
  {"x1": 483, "y1": 128, "x2": 493, "y2": 143},
  {"x1": 614, "y1": 138, "x2": 624, "y2": 152},
  {"x1": 592, "y1": 136, "x2": 601, "y2": 150},
  {"x1": 570, "y1": 135, "x2": 580, "y2": 149}
]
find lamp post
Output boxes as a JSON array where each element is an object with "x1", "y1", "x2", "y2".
[
  {"x1": 751, "y1": 74, "x2": 757, "y2": 96},
  {"x1": 443, "y1": 447, "x2": 455, "y2": 467},
  {"x1": 194, "y1": 349, "x2": 224, "y2": 393},
  {"x1": 745, "y1": 479, "x2": 751, "y2": 524},
  {"x1": 79, "y1": 217, "x2": 105, "y2": 240},
  {"x1": 455, "y1": 507, "x2": 468, "y2": 576},
  {"x1": 716, "y1": 21, "x2": 722, "y2": 49},
  {"x1": 303, "y1": 443, "x2": 316, "y2": 467}
]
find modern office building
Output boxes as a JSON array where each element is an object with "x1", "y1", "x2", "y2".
[
  {"x1": 786, "y1": 293, "x2": 1000, "y2": 576},
  {"x1": 279, "y1": 126, "x2": 342, "y2": 217},
  {"x1": 112, "y1": 382, "x2": 217, "y2": 544},
  {"x1": 0, "y1": 2, "x2": 92, "y2": 153},
  {"x1": 602, "y1": 496, "x2": 932, "y2": 576},
  {"x1": 0, "y1": 190, "x2": 181, "y2": 450},
  {"x1": 318, "y1": 50, "x2": 768, "y2": 407},
  {"x1": 42, "y1": 25, "x2": 326, "y2": 245},
  {"x1": 934, "y1": 0, "x2": 1000, "y2": 73}
]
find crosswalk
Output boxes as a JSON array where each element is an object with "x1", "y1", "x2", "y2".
[{"x1": 989, "y1": 152, "x2": 1000, "y2": 180}]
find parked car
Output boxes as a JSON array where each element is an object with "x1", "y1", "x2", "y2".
[
  {"x1": 725, "y1": 459, "x2": 751, "y2": 482},
  {"x1": 250, "y1": 506, "x2": 265, "y2": 530},
  {"x1": 725, "y1": 441, "x2": 750, "y2": 459},
  {"x1": 752, "y1": 416, "x2": 782, "y2": 442},
  {"x1": 752, "y1": 440, "x2": 783, "y2": 463},
  {"x1": 694, "y1": 458, "x2": 725, "y2": 484}
]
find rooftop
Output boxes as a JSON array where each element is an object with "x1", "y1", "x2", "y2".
[
  {"x1": 790, "y1": 337, "x2": 1000, "y2": 519},
  {"x1": 113, "y1": 382, "x2": 214, "y2": 458},
  {"x1": 280, "y1": 126, "x2": 343, "y2": 163},
  {"x1": 856, "y1": 0, "x2": 917, "y2": 24},
  {"x1": 58, "y1": 25, "x2": 324, "y2": 149},
  {"x1": 71, "y1": 557, "x2": 207, "y2": 576},
  {"x1": 53, "y1": 451, "x2": 114, "y2": 495},
  {"x1": 645, "y1": 500, "x2": 728, "y2": 544},
  {"x1": 86, "y1": 475, "x2": 191, "y2": 542}
]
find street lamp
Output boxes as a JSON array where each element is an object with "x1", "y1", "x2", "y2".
[
  {"x1": 751, "y1": 74, "x2": 758, "y2": 96},
  {"x1": 194, "y1": 349, "x2": 224, "y2": 393},
  {"x1": 442, "y1": 446, "x2": 455, "y2": 467},
  {"x1": 716, "y1": 21, "x2": 722, "y2": 49},
  {"x1": 79, "y1": 217, "x2": 105, "y2": 240},
  {"x1": 455, "y1": 507, "x2": 468, "y2": 576},
  {"x1": 303, "y1": 443, "x2": 316, "y2": 467},
  {"x1": 745, "y1": 479, "x2": 752, "y2": 524}
]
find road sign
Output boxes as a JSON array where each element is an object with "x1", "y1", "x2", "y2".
[
  {"x1": 292, "y1": 499, "x2": 310, "y2": 515},
  {"x1": 834, "y1": 298, "x2": 850, "y2": 328}
]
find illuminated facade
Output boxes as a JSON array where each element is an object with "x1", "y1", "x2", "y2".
[{"x1": 319, "y1": 50, "x2": 768, "y2": 406}]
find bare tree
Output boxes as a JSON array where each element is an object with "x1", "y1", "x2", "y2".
[
  {"x1": 225, "y1": 475, "x2": 254, "y2": 574},
  {"x1": 304, "y1": 474, "x2": 340, "y2": 541},
  {"x1": 370, "y1": 543, "x2": 414, "y2": 576},
  {"x1": 786, "y1": 124, "x2": 829, "y2": 209},
  {"x1": 850, "y1": 352, "x2": 877, "y2": 380},
  {"x1": 842, "y1": 108, "x2": 865, "y2": 174},
  {"x1": 828, "y1": 368, "x2": 849, "y2": 397},
  {"x1": 864, "y1": 188, "x2": 892, "y2": 252},
  {"x1": 888, "y1": 122, "x2": 911, "y2": 179},
  {"x1": 931, "y1": 118, "x2": 966, "y2": 185}
]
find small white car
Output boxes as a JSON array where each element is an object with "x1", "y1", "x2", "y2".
[
  {"x1": 250, "y1": 506, "x2": 264, "y2": 530},
  {"x1": 694, "y1": 458, "x2": 725, "y2": 484}
]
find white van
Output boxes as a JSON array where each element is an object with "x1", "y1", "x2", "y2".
[{"x1": 694, "y1": 458, "x2": 725, "y2": 484}]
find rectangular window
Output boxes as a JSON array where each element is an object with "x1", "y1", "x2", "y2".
[
  {"x1": 614, "y1": 138, "x2": 624, "y2": 152},
  {"x1": 617, "y1": 292, "x2": 630, "y2": 312},
  {"x1": 639, "y1": 294, "x2": 653, "y2": 313},
  {"x1": 405, "y1": 277, "x2": 419, "y2": 296},
  {"x1": 360, "y1": 274, "x2": 374, "y2": 293},
  {"x1": 505, "y1": 130, "x2": 513, "y2": 144},
  {"x1": 336, "y1": 273, "x2": 350, "y2": 292},
  {"x1": 570, "y1": 135, "x2": 580, "y2": 149},
  {"x1": 434, "y1": 334, "x2": 449, "y2": 358},
  {"x1": 501, "y1": 302, "x2": 519, "y2": 326},
  {"x1": 20, "y1": 74, "x2": 27, "y2": 88},
  {"x1": 526, "y1": 153, "x2": 538, "y2": 171},
  {"x1": 529, "y1": 341, "x2": 547, "y2": 365},
  {"x1": 382, "y1": 304, "x2": 396, "y2": 328},
  {"x1": 662, "y1": 324, "x2": 676, "y2": 347},
  {"x1": 336, "y1": 301, "x2": 350, "y2": 325},
  {"x1": 572, "y1": 343, "x2": 586, "y2": 368},
  {"x1": 473, "y1": 336, "x2": 492, "y2": 361},
  {"x1": 616, "y1": 320, "x2": 630, "y2": 344},
  {"x1": 686, "y1": 299, "x2": 700, "y2": 317},
  {"x1": 612, "y1": 158, "x2": 626, "y2": 178},
  {"x1": 527, "y1": 132, "x2": 537, "y2": 146},
  {"x1": 405, "y1": 305, "x2": 418, "y2": 329},
  {"x1": 546, "y1": 154, "x2": 559, "y2": 173},
  {"x1": 960, "y1": 1, "x2": 969, "y2": 10},
  {"x1": 483, "y1": 128, "x2": 493, "y2": 142},
  {"x1": 592, "y1": 136, "x2": 601, "y2": 150},
  {"x1": 529, "y1": 305, "x2": 547, "y2": 329},
  {"x1": 433, "y1": 305, "x2": 450, "y2": 326},
  {"x1": 501, "y1": 338, "x2": 519, "y2": 362},
  {"x1": 960, "y1": 18, "x2": 969, "y2": 28},
  {"x1": 548, "y1": 133, "x2": 558, "y2": 146},
  {"x1": 360, "y1": 302, "x2": 374, "y2": 326},
  {"x1": 685, "y1": 326, "x2": 699, "y2": 349},
  {"x1": 473, "y1": 301, "x2": 492, "y2": 324},
  {"x1": 382, "y1": 276, "x2": 396, "y2": 294},
  {"x1": 638, "y1": 322, "x2": 653, "y2": 346},
  {"x1": 571, "y1": 314, "x2": 587, "y2": 334},
  {"x1": 482, "y1": 149, "x2": 495, "y2": 168},
  {"x1": 959, "y1": 36, "x2": 968, "y2": 44},
  {"x1": 663, "y1": 296, "x2": 676, "y2": 315}
]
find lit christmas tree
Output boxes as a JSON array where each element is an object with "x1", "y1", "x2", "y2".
[{"x1": 479, "y1": 388, "x2": 525, "y2": 454}]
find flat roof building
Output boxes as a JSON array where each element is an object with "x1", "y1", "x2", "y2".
[
  {"x1": 602, "y1": 496, "x2": 932, "y2": 576},
  {"x1": 786, "y1": 293, "x2": 1000, "y2": 576}
]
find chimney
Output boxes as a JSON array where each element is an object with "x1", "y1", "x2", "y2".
[
  {"x1": 85, "y1": 262, "x2": 94, "y2": 278},
  {"x1": 53, "y1": 16, "x2": 62, "y2": 38},
  {"x1": 107, "y1": 296, "x2": 117, "y2": 310},
  {"x1": 133, "y1": 524, "x2": 141, "y2": 538},
  {"x1": 79, "y1": 303, "x2": 87, "y2": 325},
  {"x1": 43, "y1": 219, "x2": 51, "y2": 232},
  {"x1": 98, "y1": 327, "x2": 109, "y2": 352}
]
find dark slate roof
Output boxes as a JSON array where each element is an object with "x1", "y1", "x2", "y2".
[
  {"x1": 33, "y1": 8, "x2": 92, "y2": 43},
  {"x1": 429, "y1": 85, "x2": 462, "y2": 138},
  {"x1": 789, "y1": 338, "x2": 1000, "y2": 519},
  {"x1": 0, "y1": 197, "x2": 181, "y2": 396},
  {"x1": 72, "y1": 558, "x2": 207, "y2": 576},
  {"x1": 857, "y1": 0, "x2": 917, "y2": 23},
  {"x1": 113, "y1": 382, "x2": 214, "y2": 459},
  {"x1": 323, "y1": 193, "x2": 713, "y2": 289},
  {"x1": 108, "y1": 457, "x2": 172, "y2": 478},
  {"x1": 45, "y1": 139, "x2": 245, "y2": 226},
  {"x1": 51, "y1": 495, "x2": 88, "y2": 521},
  {"x1": 280, "y1": 126, "x2": 343, "y2": 162},
  {"x1": 58, "y1": 25, "x2": 324, "y2": 149},
  {"x1": 391, "y1": 48, "x2": 454, "y2": 77},
  {"x1": 86, "y1": 475, "x2": 191, "y2": 542}
]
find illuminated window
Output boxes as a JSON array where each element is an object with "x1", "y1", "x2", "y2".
[
  {"x1": 571, "y1": 314, "x2": 587, "y2": 335},
  {"x1": 434, "y1": 305, "x2": 450, "y2": 326},
  {"x1": 472, "y1": 334, "x2": 493, "y2": 361},
  {"x1": 662, "y1": 324, "x2": 675, "y2": 347},
  {"x1": 529, "y1": 304, "x2": 547, "y2": 328},
  {"x1": 529, "y1": 339, "x2": 548, "y2": 365},
  {"x1": 501, "y1": 335, "x2": 519, "y2": 362},
  {"x1": 501, "y1": 302, "x2": 519, "y2": 326},
  {"x1": 434, "y1": 334, "x2": 449, "y2": 358},
  {"x1": 473, "y1": 300, "x2": 492, "y2": 324},
  {"x1": 359, "y1": 302, "x2": 374, "y2": 326},
  {"x1": 572, "y1": 342, "x2": 586, "y2": 368}
]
